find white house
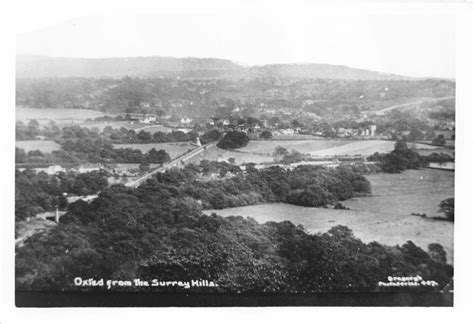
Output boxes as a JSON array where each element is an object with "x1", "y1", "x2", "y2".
[
  {"x1": 140, "y1": 116, "x2": 157, "y2": 124},
  {"x1": 180, "y1": 118, "x2": 193, "y2": 125}
]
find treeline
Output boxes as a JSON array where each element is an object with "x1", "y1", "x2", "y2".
[
  {"x1": 152, "y1": 162, "x2": 371, "y2": 209},
  {"x1": 17, "y1": 121, "x2": 174, "y2": 165},
  {"x1": 16, "y1": 144, "x2": 171, "y2": 165},
  {"x1": 16, "y1": 177, "x2": 453, "y2": 292},
  {"x1": 17, "y1": 120, "x2": 221, "y2": 148},
  {"x1": 15, "y1": 169, "x2": 108, "y2": 221}
]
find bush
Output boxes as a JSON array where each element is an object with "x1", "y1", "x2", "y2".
[{"x1": 259, "y1": 130, "x2": 273, "y2": 139}]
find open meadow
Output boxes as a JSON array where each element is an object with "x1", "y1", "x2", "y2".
[
  {"x1": 188, "y1": 139, "x2": 442, "y2": 166},
  {"x1": 236, "y1": 139, "x2": 347, "y2": 155},
  {"x1": 204, "y1": 169, "x2": 454, "y2": 264},
  {"x1": 307, "y1": 140, "x2": 438, "y2": 156},
  {"x1": 186, "y1": 145, "x2": 275, "y2": 165}
]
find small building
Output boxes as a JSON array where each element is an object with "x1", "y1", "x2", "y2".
[
  {"x1": 74, "y1": 164, "x2": 103, "y2": 174},
  {"x1": 35, "y1": 165, "x2": 67, "y2": 175},
  {"x1": 140, "y1": 116, "x2": 157, "y2": 124},
  {"x1": 369, "y1": 124, "x2": 377, "y2": 136},
  {"x1": 180, "y1": 118, "x2": 193, "y2": 125}
]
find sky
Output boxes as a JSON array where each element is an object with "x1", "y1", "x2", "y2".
[{"x1": 16, "y1": 7, "x2": 457, "y2": 78}]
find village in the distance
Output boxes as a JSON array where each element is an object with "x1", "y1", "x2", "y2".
[{"x1": 15, "y1": 55, "x2": 455, "y2": 298}]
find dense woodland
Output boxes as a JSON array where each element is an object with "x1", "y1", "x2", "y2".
[
  {"x1": 15, "y1": 170, "x2": 109, "y2": 221},
  {"x1": 16, "y1": 164, "x2": 452, "y2": 292}
]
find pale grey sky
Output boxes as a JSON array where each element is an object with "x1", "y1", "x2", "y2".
[{"x1": 17, "y1": 12, "x2": 456, "y2": 78}]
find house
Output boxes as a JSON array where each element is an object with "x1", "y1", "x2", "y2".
[
  {"x1": 140, "y1": 116, "x2": 157, "y2": 124},
  {"x1": 35, "y1": 165, "x2": 67, "y2": 175},
  {"x1": 369, "y1": 124, "x2": 377, "y2": 136},
  {"x1": 280, "y1": 128, "x2": 295, "y2": 135},
  {"x1": 337, "y1": 128, "x2": 358, "y2": 137},
  {"x1": 180, "y1": 117, "x2": 193, "y2": 125},
  {"x1": 74, "y1": 164, "x2": 103, "y2": 174}
]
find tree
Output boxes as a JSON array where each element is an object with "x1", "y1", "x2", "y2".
[
  {"x1": 145, "y1": 148, "x2": 171, "y2": 164},
  {"x1": 217, "y1": 131, "x2": 249, "y2": 149},
  {"x1": 379, "y1": 140, "x2": 425, "y2": 173},
  {"x1": 259, "y1": 130, "x2": 273, "y2": 139},
  {"x1": 201, "y1": 129, "x2": 221, "y2": 144},
  {"x1": 138, "y1": 130, "x2": 152, "y2": 143},
  {"x1": 428, "y1": 243, "x2": 447, "y2": 264},
  {"x1": 407, "y1": 129, "x2": 424, "y2": 141},
  {"x1": 438, "y1": 198, "x2": 454, "y2": 221},
  {"x1": 432, "y1": 134, "x2": 446, "y2": 146},
  {"x1": 273, "y1": 146, "x2": 289, "y2": 158}
]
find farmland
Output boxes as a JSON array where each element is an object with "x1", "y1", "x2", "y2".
[
  {"x1": 235, "y1": 139, "x2": 348, "y2": 155},
  {"x1": 15, "y1": 140, "x2": 61, "y2": 153},
  {"x1": 186, "y1": 145, "x2": 275, "y2": 165},
  {"x1": 304, "y1": 140, "x2": 437, "y2": 156},
  {"x1": 187, "y1": 139, "x2": 442, "y2": 166},
  {"x1": 204, "y1": 169, "x2": 454, "y2": 264},
  {"x1": 239, "y1": 139, "x2": 439, "y2": 157},
  {"x1": 113, "y1": 142, "x2": 196, "y2": 159}
]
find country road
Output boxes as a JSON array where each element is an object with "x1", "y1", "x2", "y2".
[
  {"x1": 124, "y1": 142, "x2": 215, "y2": 188},
  {"x1": 377, "y1": 96, "x2": 455, "y2": 114}
]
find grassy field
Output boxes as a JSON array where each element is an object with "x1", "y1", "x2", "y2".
[
  {"x1": 113, "y1": 142, "x2": 195, "y2": 159},
  {"x1": 188, "y1": 139, "x2": 443, "y2": 165},
  {"x1": 309, "y1": 140, "x2": 438, "y2": 156},
  {"x1": 135, "y1": 125, "x2": 175, "y2": 133},
  {"x1": 16, "y1": 140, "x2": 61, "y2": 153},
  {"x1": 16, "y1": 108, "x2": 106, "y2": 125},
  {"x1": 186, "y1": 145, "x2": 275, "y2": 165},
  {"x1": 205, "y1": 169, "x2": 454, "y2": 264},
  {"x1": 237, "y1": 139, "x2": 347, "y2": 155}
]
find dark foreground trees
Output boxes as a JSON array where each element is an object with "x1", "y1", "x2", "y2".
[{"x1": 16, "y1": 182, "x2": 453, "y2": 293}]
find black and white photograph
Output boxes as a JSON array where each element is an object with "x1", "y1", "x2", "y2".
[{"x1": 2, "y1": 0, "x2": 473, "y2": 312}]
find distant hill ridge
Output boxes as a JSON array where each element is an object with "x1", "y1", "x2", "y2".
[{"x1": 17, "y1": 54, "x2": 413, "y2": 80}]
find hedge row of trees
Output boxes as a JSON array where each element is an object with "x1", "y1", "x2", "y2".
[
  {"x1": 16, "y1": 178, "x2": 453, "y2": 292},
  {"x1": 16, "y1": 144, "x2": 171, "y2": 165},
  {"x1": 16, "y1": 121, "x2": 210, "y2": 144},
  {"x1": 150, "y1": 162, "x2": 371, "y2": 209}
]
